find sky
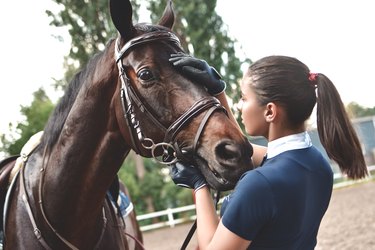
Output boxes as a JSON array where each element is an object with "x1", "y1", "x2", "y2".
[{"x1": 1, "y1": 0, "x2": 374, "y2": 137}]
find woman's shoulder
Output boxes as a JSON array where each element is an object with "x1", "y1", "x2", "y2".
[{"x1": 236, "y1": 168, "x2": 273, "y2": 193}]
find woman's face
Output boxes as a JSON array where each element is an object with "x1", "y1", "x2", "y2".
[{"x1": 238, "y1": 76, "x2": 268, "y2": 136}]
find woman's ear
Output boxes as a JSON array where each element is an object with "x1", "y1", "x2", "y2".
[{"x1": 264, "y1": 103, "x2": 276, "y2": 122}]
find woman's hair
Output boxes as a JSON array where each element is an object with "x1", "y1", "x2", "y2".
[{"x1": 245, "y1": 55, "x2": 367, "y2": 179}]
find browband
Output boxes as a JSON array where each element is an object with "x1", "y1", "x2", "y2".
[{"x1": 115, "y1": 31, "x2": 181, "y2": 63}]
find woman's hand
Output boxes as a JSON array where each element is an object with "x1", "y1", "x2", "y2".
[
  {"x1": 169, "y1": 162, "x2": 207, "y2": 192},
  {"x1": 169, "y1": 53, "x2": 226, "y2": 95}
]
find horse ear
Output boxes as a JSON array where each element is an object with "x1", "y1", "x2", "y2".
[
  {"x1": 109, "y1": 0, "x2": 136, "y2": 39},
  {"x1": 158, "y1": 0, "x2": 175, "y2": 29}
]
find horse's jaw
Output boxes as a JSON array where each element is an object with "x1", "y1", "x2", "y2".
[
  {"x1": 193, "y1": 156, "x2": 251, "y2": 191},
  {"x1": 189, "y1": 135, "x2": 254, "y2": 191}
]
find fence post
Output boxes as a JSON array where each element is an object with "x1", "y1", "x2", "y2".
[{"x1": 167, "y1": 208, "x2": 175, "y2": 228}]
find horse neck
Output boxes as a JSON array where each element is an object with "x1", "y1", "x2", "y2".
[{"x1": 26, "y1": 41, "x2": 131, "y2": 234}]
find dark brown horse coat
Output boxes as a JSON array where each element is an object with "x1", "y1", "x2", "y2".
[{"x1": 1, "y1": 0, "x2": 253, "y2": 249}]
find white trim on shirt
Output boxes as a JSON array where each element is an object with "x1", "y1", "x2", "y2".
[{"x1": 266, "y1": 131, "x2": 312, "y2": 159}]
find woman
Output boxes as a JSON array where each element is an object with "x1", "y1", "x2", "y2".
[{"x1": 169, "y1": 54, "x2": 368, "y2": 249}]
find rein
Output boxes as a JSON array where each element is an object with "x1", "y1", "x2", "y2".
[
  {"x1": 18, "y1": 149, "x2": 108, "y2": 250},
  {"x1": 115, "y1": 31, "x2": 227, "y2": 165},
  {"x1": 123, "y1": 232, "x2": 146, "y2": 250},
  {"x1": 180, "y1": 190, "x2": 221, "y2": 250}
]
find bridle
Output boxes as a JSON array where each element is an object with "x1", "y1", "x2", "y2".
[
  {"x1": 116, "y1": 32, "x2": 229, "y2": 249},
  {"x1": 12, "y1": 31, "x2": 226, "y2": 250},
  {"x1": 115, "y1": 30, "x2": 228, "y2": 165}
]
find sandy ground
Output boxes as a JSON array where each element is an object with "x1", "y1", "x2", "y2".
[{"x1": 142, "y1": 180, "x2": 375, "y2": 250}]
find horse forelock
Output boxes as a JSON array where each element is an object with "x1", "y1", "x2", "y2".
[
  {"x1": 40, "y1": 39, "x2": 117, "y2": 151},
  {"x1": 134, "y1": 23, "x2": 171, "y2": 34}
]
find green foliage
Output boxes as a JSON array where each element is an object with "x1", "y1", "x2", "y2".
[
  {"x1": 149, "y1": 0, "x2": 248, "y2": 103},
  {"x1": 46, "y1": 0, "x2": 141, "y2": 87},
  {"x1": 149, "y1": 0, "x2": 248, "y2": 130},
  {"x1": 0, "y1": 88, "x2": 54, "y2": 156},
  {"x1": 118, "y1": 156, "x2": 193, "y2": 216},
  {"x1": 346, "y1": 102, "x2": 375, "y2": 118}
]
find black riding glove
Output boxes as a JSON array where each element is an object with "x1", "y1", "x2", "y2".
[
  {"x1": 169, "y1": 53, "x2": 226, "y2": 95},
  {"x1": 170, "y1": 162, "x2": 207, "y2": 192}
]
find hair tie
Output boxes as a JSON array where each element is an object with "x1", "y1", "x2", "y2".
[{"x1": 308, "y1": 73, "x2": 318, "y2": 85}]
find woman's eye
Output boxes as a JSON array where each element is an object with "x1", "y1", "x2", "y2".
[
  {"x1": 236, "y1": 98, "x2": 244, "y2": 110},
  {"x1": 137, "y1": 69, "x2": 154, "y2": 81}
]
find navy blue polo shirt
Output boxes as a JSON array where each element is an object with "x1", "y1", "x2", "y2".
[{"x1": 221, "y1": 132, "x2": 333, "y2": 250}]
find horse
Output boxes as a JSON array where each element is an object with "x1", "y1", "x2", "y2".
[{"x1": 0, "y1": 0, "x2": 253, "y2": 249}]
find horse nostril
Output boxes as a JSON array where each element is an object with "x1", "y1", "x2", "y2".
[{"x1": 215, "y1": 141, "x2": 241, "y2": 164}]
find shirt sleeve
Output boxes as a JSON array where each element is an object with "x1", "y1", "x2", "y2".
[{"x1": 221, "y1": 170, "x2": 275, "y2": 240}]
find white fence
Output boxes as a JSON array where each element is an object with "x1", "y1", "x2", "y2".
[
  {"x1": 136, "y1": 166, "x2": 375, "y2": 232},
  {"x1": 136, "y1": 204, "x2": 196, "y2": 231}
]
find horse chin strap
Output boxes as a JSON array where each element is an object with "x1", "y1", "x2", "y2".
[{"x1": 115, "y1": 32, "x2": 227, "y2": 165}]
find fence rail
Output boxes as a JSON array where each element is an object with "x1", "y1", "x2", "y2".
[
  {"x1": 136, "y1": 165, "x2": 375, "y2": 232},
  {"x1": 136, "y1": 204, "x2": 196, "y2": 231}
]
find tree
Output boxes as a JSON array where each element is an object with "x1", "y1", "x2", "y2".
[
  {"x1": 149, "y1": 0, "x2": 249, "y2": 103},
  {"x1": 119, "y1": 153, "x2": 193, "y2": 218},
  {"x1": 346, "y1": 102, "x2": 375, "y2": 118},
  {"x1": 149, "y1": 0, "x2": 248, "y2": 130},
  {"x1": 46, "y1": 0, "x2": 141, "y2": 89},
  {"x1": 47, "y1": 0, "x2": 247, "y2": 123},
  {"x1": 0, "y1": 88, "x2": 54, "y2": 156}
]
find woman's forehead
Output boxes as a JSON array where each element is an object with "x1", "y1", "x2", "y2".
[{"x1": 240, "y1": 76, "x2": 252, "y2": 92}]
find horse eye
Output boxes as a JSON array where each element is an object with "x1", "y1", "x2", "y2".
[{"x1": 137, "y1": 69, "x2": 154, "y2": 81}]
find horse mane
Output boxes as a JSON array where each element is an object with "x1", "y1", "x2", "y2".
[{"x1": 39, "y1": 39, "x2": 116, "y2": 151}]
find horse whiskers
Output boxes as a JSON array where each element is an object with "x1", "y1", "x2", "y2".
[
  {"x1": 211, "y1": 169, "x2": 229, "y2": 185},
  {"x1": 194, "y1": 156, "x2": 230, "y2": 187}
]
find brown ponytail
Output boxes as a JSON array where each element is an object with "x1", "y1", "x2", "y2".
[
  {"x1": 316, "y1": 74, "x2": 368, "y2": 179},
  {"x1": 248, "y1": 56, "x2": 368, "y2": 179}
]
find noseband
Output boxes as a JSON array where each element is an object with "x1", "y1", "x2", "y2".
[{"x1": 115, "y1": 31, "x2": 227, "y2": 164}]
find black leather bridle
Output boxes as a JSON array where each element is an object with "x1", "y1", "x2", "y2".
[
  {"x1": 115, "y1": 31, "x2": 227, "y2": 164},
  {"x1": 115, "y1": 30, "x2": 229, "y2": 250}
]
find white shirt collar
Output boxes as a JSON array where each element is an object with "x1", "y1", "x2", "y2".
[{"x1": 266, "y1": 131, "x2": 312, "y2": 159}]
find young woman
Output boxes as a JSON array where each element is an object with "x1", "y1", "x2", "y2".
[{"x1": 169, "y1": 54, "x2": 368, "y2": 249}]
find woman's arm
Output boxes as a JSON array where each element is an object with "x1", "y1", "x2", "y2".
[
  {"x1": 170, "y1": 163, "x2": 252, "y2": 249},
  {"x1": 194, "y1": 187, "x2": 251, "y2": 250},
  {"x1": 194, "y1": 187, "x2": 219, "y2": 247}
]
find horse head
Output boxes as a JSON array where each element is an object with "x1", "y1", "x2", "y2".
[{"x1": 110, "y1": 0, "x2": 253, "y2": 191}]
